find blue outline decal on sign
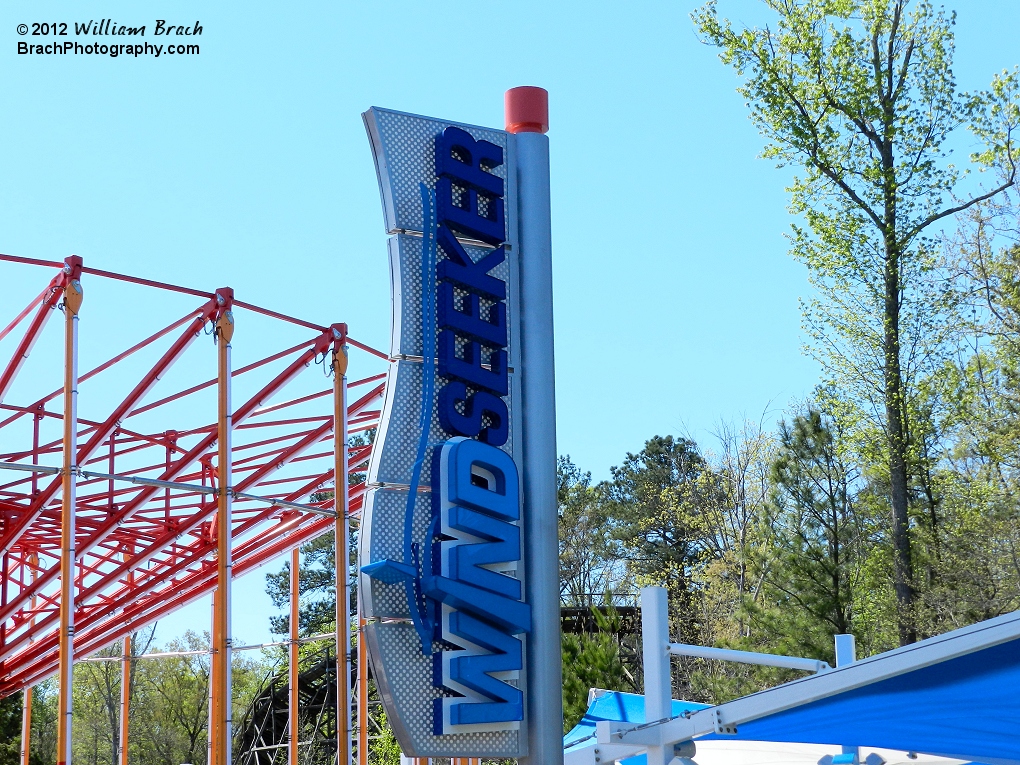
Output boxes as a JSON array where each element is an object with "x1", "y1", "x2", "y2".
[{"x1": 360, "y1": 183, "x2": 440, "y2": 653}]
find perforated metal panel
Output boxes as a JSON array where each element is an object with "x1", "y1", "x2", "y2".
[
  {"x1": 360, "y1": 107, "x2": 525, "y2": 758},
  {"x1": 365, "y1": 622, "x2": 523, "y2": 757},
  {"x1": 366, "y1": 108, "x2": 515, "y2": 240},
  {"x1": 389, "y1": 235, "x2": 514, "y2": 360},
  {"x1": 369, "y1": 359, "x2": 516, "y2": 488}
]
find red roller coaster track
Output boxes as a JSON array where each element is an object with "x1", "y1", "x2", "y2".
[{"x1": 0, "y1": 253, "x2": 386, "y2": 697}]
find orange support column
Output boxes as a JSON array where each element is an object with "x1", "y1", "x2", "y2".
[
  {"x1": 212, "y1": 291, "x2": 235, "y2": 765},
  {"x1": 357, "y1": 613, "x2": 368, "y2": 765},
  {"x1": 56, "y1": 264, "x2": 83, "y2": 765},
  {"x1": 20, "y1": 686, "x2": 33, "y2": 765},
  {"x1": 289, "y1": 547, "x2": 300, "y2": 765},
  {"x1": 209, "y1": 588, "x2": 219, "y2": 764},
  {"x1": 332, "y1": 333, "x2": 351, "y2": 765}
]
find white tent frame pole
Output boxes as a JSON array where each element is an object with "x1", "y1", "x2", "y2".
[
  {"x1": 668, "y1": 643, "x2": 829, "y2": 673},
  {"x1": 640, "y1": 587, "x2": 672, "y2": 765},
  {"x1": 835, "y1": 633, "x2": 859, "y2": 762}
]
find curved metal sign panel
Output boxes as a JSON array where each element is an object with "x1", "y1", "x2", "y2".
[{"x1": 360, "y1": 106, "x2": 529, "y2": 759}]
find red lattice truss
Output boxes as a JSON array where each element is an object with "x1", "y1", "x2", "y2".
[{"x1": 0, "y1": 254, "x2": 387, "y2": 696}]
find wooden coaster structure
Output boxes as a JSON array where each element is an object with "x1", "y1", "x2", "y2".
[{"x1": 0, "y1": 253, "x2": 386, "y2": 765}]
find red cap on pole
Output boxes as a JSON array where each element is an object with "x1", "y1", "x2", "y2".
[{"x1": 505, "y1": 87, "x2": 549, "y2": 134}]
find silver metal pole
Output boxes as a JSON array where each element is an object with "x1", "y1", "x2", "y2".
[
  {"x1": 668, "y1": 643, "x2": 830, "y2": 673},
  {"x1": 641, "y1": 587, "x2": 672, "y2": 765},
  {"x1": 513, "y1": 107, "x2": 563, "y2": 764}
]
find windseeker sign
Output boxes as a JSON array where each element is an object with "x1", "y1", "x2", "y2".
[{"x1": 359, "y1": 108, "x2": 530, "y2": 759}]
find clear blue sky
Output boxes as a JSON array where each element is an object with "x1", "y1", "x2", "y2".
[{"x1": 2, "y1": 0, "x2": 1017, "y2": 646}]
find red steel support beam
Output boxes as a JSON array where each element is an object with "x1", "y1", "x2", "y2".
[
  {"x1": 0, "y1": 492, "x2": 367, "y2": 694},
  {"x1": 0, "y1": 284, "x2": 52, "y2": 344},
  {"x1": 0, "y1": 309, "x2": 201, "y2": 431},
  {"x1": 0, "y1": 294, "x2": 221, "y2": 557},
  {"x1": 0, "y1": 468, "x2": 377, "y2": 695},
  {"x1": 0, "y1": 480, "x2": 368, "y2": 692},
  {"x1": 0, "y1": 266, "x2": 69, "y2": 405},
  {"x1": 128, "y1": 339, "x2": 314, "y2": 420},
  {"x1": 0, "y1": 383, "x2": 383, "y2": 667},
  {"x1": 0, "y1": 326, "x2": 348, "y2": 630},
  {"x1": 0, "y1": 260, "x2": 394, "y2": 708}
]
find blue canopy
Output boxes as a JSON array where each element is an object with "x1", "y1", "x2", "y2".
[
  {"x1": 565, "y1": 611, "x2": 1020, "y2": 765},
  {"x1": 564, "y1": 689, "x2": 1003, "y2": 765},
  {"x1": 733, "y1": 636, "x2": 1020, "y2": 765},
  {"x1": 563, "y1": 691, "x2": 709, "y2": 753}
]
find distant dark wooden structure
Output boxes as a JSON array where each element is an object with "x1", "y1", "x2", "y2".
[{"x1": 560, "y1": 605, "x2": 641, "y2": 637}]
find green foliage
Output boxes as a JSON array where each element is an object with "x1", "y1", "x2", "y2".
[
  {"x1": 266, "y1": 530, "x2": 345, "y2": 637},
  {"x1": 369, "y1": 709, "x2": 403, "y2": 765},
  {"x1": 112, "y1": 631, "x2": 211, "y2": 765},
  {"x1": 605, "y1": 436, "x2": 718, "y2": 641},
  {"x1": 694, "y1": 0, "x2": 1020, "y2": 645},
  {"x1": 768, "y1": 410, "x2": 864, "y2": 639},
  {"x1": 265, "y1": 432, "x2": 371, "y2": 637},
  {"x1": 27, "y1": 682, "x2": 57, "y2": 765},
  {"x1": 558, "y1": 457, "x2": 622, "y2": 605},
  {"x1": 561, "y1": 605, "x2": 631, "y2": 733},
  {"x1": 16, "y1": 630, "x2": 271, "y2": 765},
  {"x1": 72, "y1": 644, "x2": 123, "y2": 765},
  {"x1": 590, "y1": 428, "x2": 780, "y2": 701},
  {"x1": 0, "y1": 692, "x2": 22, "y2": 765}
]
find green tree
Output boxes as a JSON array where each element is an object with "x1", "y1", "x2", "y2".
[
  {"x1": 266, "y1": 432, "x2": 371, "y2": 636},
  {"x1": 561, "y1": 606, "x2": 631, "y2": 733},
  {"x1": 694, "y1": 0, "x2": 1020, "y2": 644},
  {"x1": 697, "y1": 420, "x2": 775, "y2": 644},
  {"x1": 368, "y1": 709, "x2": 403, "y2": 765},
  {"x1": 130, "y1": 632, "x2": 211, "y2": 765},
  {"x1": 747, "y1": 408, "x2": 871, "y2": 661},
  {"x1": 0, "y1": 692, "x2": 22, "y2": 765},
  {"x1": 71, "y1": 645, "x2": 122, "y2": 765},
  {"x1": 558, "y1": 457, "x2": 623, "y2": 606},
  {"x1": 27, "y1": 681, "x2": 57, "y2": 765},
  {"x1": 922, "y1": 204, "x2": 1020, "y2": 627},
  {"x1": 266, "y1": 530, "x2": 346, "y2": 637},
  {"x1": 604, "y1": 433, "x2": 727, "y2": 702},
  {"x1": 605, "y1": 436, "x2": 719, "y2": 643}
]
